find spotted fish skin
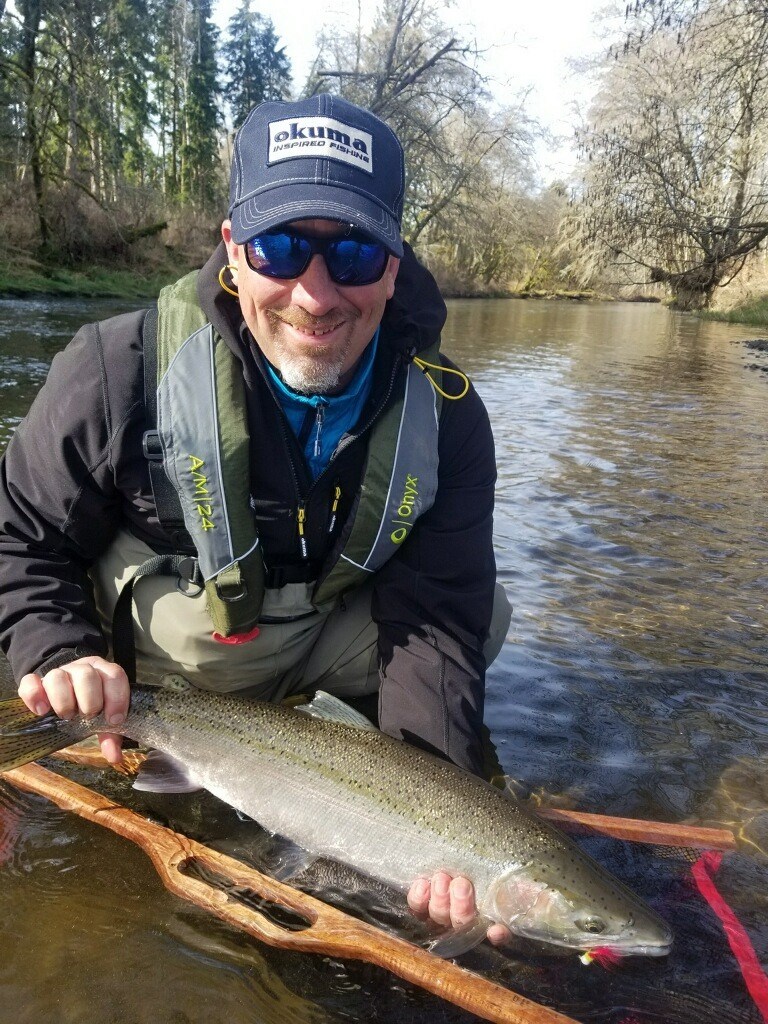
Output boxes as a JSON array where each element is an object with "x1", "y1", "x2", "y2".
[{"x1": 0, "y1": 684, "x2": 673, "y2": 957}]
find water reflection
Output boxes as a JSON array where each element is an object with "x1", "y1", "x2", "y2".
[
  {"x1": 1, "y1": 295, "x2": 767, "y2": 1023},
  {"x1": 0, "y1": 296, "x2": 139, "y2": 448},
  {"x1": 442, "y1": 300, "x2": 768, "y2": 814}
]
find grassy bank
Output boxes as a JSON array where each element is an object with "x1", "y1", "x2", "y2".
[
  {"x1": 509, "y1": 288, "x2": 615, "y2": 302},
  {"x1": 0, "y1": 262, "x2": 185, "y2": 300},
  {"x1": 1, "y1": 264, "x2": 609, "y2": 303},
  {"x1": 703, "y1": 294, "x2": 768, "y2": 328}
]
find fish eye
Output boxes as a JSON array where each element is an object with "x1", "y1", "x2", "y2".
[{"x1": 576, "y1": 916, "x2": 606, "y2": 935}]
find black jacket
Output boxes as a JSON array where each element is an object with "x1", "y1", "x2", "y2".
[{"x1": 0, "y1": 243, "x2": 497, "y2": 773}]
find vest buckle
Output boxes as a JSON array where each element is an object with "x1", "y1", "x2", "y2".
[
  {"x1": 142, "y1": 430, "x2": 163, "y2": 461},
  {"x1": 176, "y1": 556, "x2": 203, "y2": 596}
]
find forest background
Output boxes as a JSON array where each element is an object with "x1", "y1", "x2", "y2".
[{"x1": 2, "y1": 0, "x2": 768, "y2": 319}]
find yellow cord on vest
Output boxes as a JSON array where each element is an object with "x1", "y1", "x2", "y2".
[{"x1": 413, "y1": 356, "x2": 470, "y2": 400}]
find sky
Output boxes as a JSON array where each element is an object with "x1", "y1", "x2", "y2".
[{"x1": 212, "y1": 0, "x2": 611, "y2": 182}]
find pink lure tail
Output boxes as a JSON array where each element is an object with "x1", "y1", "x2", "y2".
[{"x1": 579, "y1": 945, "x2": 626, "y2": 969}]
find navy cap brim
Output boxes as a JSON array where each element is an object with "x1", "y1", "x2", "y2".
[{"x1": 230, "y1": 181, "x2": 404, "y2": 257}]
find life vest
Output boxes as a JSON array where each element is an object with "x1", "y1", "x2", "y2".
[{"x1": 139, "y1": 270, "x2": 444, "y2": 642}]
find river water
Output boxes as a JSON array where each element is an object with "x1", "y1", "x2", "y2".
[{"x1": 0, "y1": 295, "x2": 766, "y2": 1023}]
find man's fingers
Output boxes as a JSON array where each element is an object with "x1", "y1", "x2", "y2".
[
  {"x1": 69, "y1": 661, "x2": 106, "y2": 718},
  {"x1": 407, "y1": 874, "x2": 470, "y2": 927},
  {"x1": 408, "y1": 873, "x2": 510, "y2": 945},
  {"x1": 97, "y1": 733, "x2": 124, "y2": 765},
  {"x1": 486, "y1": 923, "x2": 512, "y2": 947},
  {"x1": 42, "y1": 667, "x2": 78, "y2": 719},
  {"x1": 17, "y1": 658, "x2": 128, "y2": 766},
  {"x1": 407, "y1": 877, "x2": 431, "y2": 917},
  {"x1": 20, "y1": 657, "x2": 130, "y2": 723},
  {"x1": 448, "y1": 876, "x2": 476, "y2": 929},
  {"x1": 409, "y1": 873, "x2": 488, "y2": 934},
  {"x1": 92, "y1": 659, "x2": 130, "y2": 726},
  {"x1": 18, "y1": 673, "x2": 50, "y2": 717},
  {"x1": 427, "y1": 871, "x2": 453, "y2": 928}
]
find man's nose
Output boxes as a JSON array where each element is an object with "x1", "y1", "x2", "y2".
[{"x1": 291, "y1": 254, "x2": 340, "y2": 314}]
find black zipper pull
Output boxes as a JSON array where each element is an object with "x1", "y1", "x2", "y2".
[
  {"x1": 297, "y1": 502, "x2": 308, "y2": 559},
  {"x1": 328, "y1": 483, "x2": 341, "y2": 533}
]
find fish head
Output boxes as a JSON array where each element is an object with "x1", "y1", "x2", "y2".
[{"x1": 487, "y1": 859, "x2": 673, "y2": 958}]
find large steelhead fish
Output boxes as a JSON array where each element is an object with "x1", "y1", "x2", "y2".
[{"x1": 0, "y1": 680, "x2": 672, "y2": 959}]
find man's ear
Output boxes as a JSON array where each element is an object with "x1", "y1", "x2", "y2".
[
  {"x1": 385, "y1": 256, "x2": 401, "y2": 300},
  {"x1": 221, "y1": 220, "x2": 239, "y2": 266}
]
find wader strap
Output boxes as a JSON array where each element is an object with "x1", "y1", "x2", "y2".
[
  {"x1": 141, "y1": 308, "x2": 191, "y2": 549},
  {"x1": 112, "y1": 554, "x2": 203, "y2": 686}
]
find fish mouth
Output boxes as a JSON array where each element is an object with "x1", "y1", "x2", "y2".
[
  {"x1": 618, "y1": 921, "x2": 675, "y2": 958},
  {"x1": 512, "y1": 926, "x2": 673, "y2": 958},
  {"x1": 596, "y1": 937, "x2": 673, "y2": 957},
  {"x1": 628, "y1": 943, "x2": 673, "y2": 957}
]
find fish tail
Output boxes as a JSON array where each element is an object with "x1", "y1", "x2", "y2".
[{"x1": 0, "y1": 698, "x2": 92, "y2": 771}]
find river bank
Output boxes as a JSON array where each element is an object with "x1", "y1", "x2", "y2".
[
  {"x1": 0, "y1": 263, "x2": 615, "y2": 304},
  {"x1": 5, "y1": 261, "x2": 768, "y2": 328},
  {"x1": 703, "y1": 294, "x2": 768, "y2": 328},
  {"x1": 0, "y1": 262, "x2": 182, "y2": 300}
]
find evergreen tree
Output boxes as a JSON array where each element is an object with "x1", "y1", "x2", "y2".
[
  {"x1": 15, "y1": 0, "x2": 48, "y2": 247},
  {"x1": 0, "y1": 5, "x2": 25, "y2": 188},
  {"x1": 103, "y1": 0, "x2": 155, "y2": 189},
  {"x1": 181, "y1": 0, "x2": 220, "y2": 205},
  {"x1": 153, "y1": 0, "x2": 187, "y2": 199},
  {"x1": 223, "y1": 0, "x2": 291, "y2": 129},
  {"x1": 154, "y1": 0, "x2": 221, "y2": 205}
]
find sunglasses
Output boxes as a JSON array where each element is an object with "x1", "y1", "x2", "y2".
[{"x1": 244, "y1": 228, "x2": 389, "y2": 286}]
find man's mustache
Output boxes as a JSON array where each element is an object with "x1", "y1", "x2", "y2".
[{"x1": 269, "y1": 308, "x2": 360, "y2": 331}]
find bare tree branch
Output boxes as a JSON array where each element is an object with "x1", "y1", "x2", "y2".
[{"x1": 568, "y1": 1, "x2": 768, "y2": 308}]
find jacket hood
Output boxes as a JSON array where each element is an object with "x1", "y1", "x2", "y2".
[
  {"x1": 379, "y1": 240, "x2": 447, "y2": 356},
  {"x1": 197, "y1": 239, "x2": 447, "y2": 361}
]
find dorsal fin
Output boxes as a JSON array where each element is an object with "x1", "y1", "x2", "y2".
[{"x1": 296, "y1": 691, "x2": 378, "y2": 731}]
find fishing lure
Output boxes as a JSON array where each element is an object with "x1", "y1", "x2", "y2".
[{"x1": 579, "y1": 945, "x2": 626, "y2": 969}]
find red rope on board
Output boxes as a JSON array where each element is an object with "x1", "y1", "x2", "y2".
[{"x1": 692, "y1": 850, "x2": 768, "y2": 1023}]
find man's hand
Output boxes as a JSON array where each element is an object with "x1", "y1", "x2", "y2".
[
  {"x1": 18, "y1": 656, "x2": 130, "y2": 764},
  {"x1": 407, "y1": 871, "x2": 512, "y2": 946}
]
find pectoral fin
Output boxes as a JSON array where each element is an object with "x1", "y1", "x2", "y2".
[
  {"x1": 490, "y1": 868, "x2": 549, "y2": 922},
  {"x1": 132, "y1": 750, "x2": 203, "y2": 794},
  {"x1": 425, "y1": 916, "x2": 494, "y2": 958}
]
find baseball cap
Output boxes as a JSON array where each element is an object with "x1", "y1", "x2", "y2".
[{"x1": 229, "y1": 94, "x2": 405, "y2": 257}]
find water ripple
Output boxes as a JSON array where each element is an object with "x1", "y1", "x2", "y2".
[{"x1": 0, "y1": 295, "x2": 767, "y2": 1022}]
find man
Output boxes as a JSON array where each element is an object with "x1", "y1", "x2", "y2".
[{"x1": 0, "y1": 95, "x2": 509, "y2": 942}]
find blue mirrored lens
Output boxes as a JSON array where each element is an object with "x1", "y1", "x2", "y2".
[
  {"x1": 246, "y1": 233, "x2": 311, "y2": 278},
  {"x1": 327, "y1": 239, "x2": 388, "y2": 285},
  {"x1": 244, "y1": 231, "x2": 388, "y2": 285}
]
